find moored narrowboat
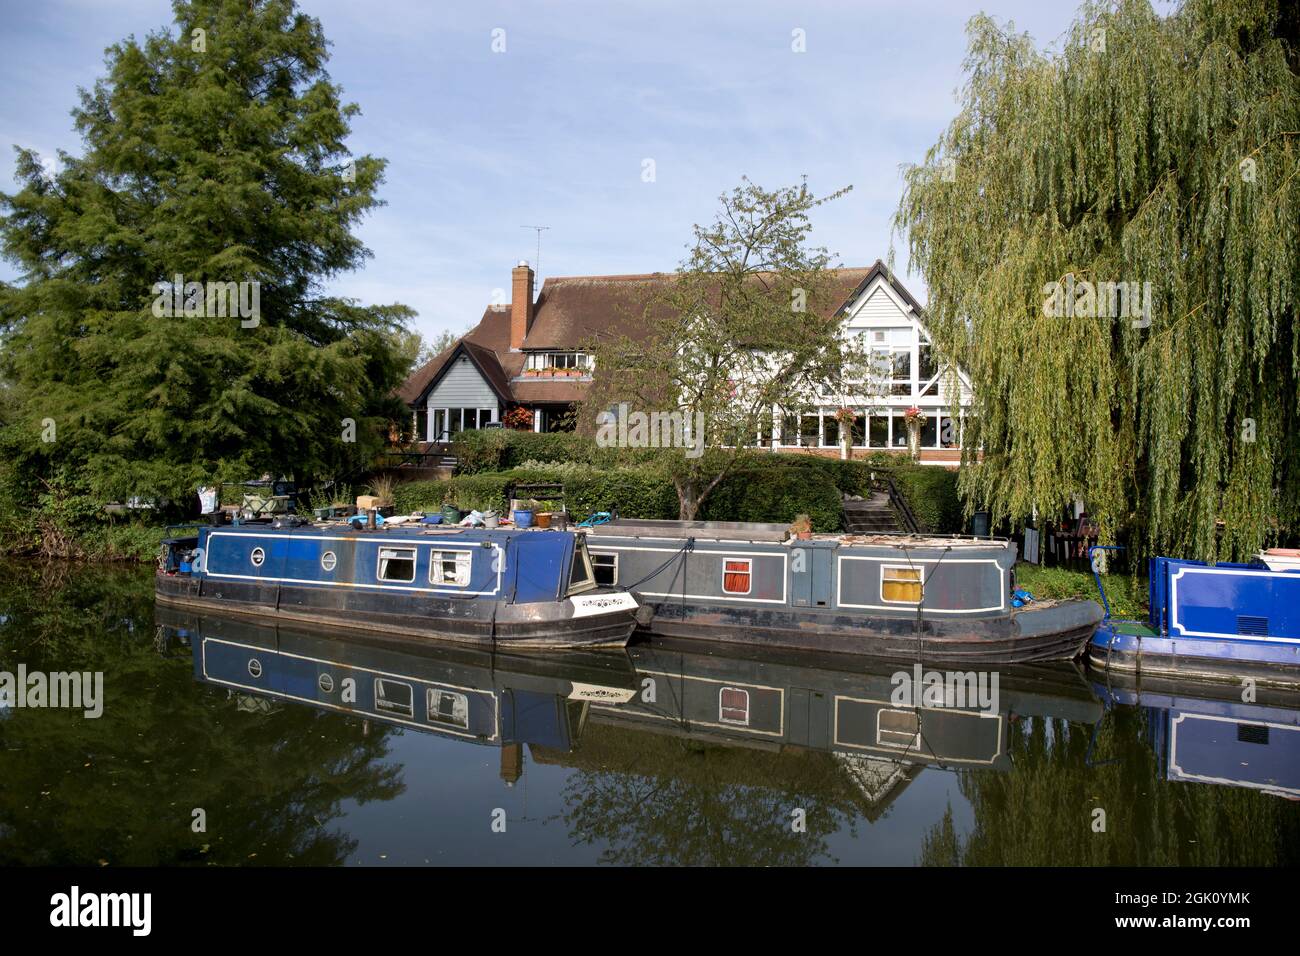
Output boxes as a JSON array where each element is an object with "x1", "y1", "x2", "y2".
[
  {"x1": 1089, "y1": 550, "x2": 1300, "y2": 688},
  {"x1": 156, "y1": 523, "x2": 639, "y2": 649},
  {"x1": 580, "y1": 518, "x2": 1103, "y2": 663}
]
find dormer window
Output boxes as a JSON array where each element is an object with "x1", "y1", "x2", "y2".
[{"x1": 525, "y1": 352, "x2": 592, "y2": 372}]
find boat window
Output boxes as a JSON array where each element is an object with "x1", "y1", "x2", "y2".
[
  {"x1": 427, "y1": 689, "x2": 470, "y2": 729},
  {"x1": 722, "y1": 558, "x2": 752, "y2": 595},
  {"x1": 1238, "y1": 724, "x2": 1269, "y2": 745},
  {"x1": 881, "y1": 565, "x2": 923, "y2": 604},
  {"x1": 374, "y1": 678, "x2": 414, "y2": 717},
  {"x1": 250, "y1": 546, "x2": 265, "y2": 568},
  {"x1": 318, "y1": 673, "x2": 335, "y2": 694},
  {"x1": 321, "y1": 550, "x2": 337, "y2": 572},
  {"x1": 377, "y1": 546, "x2": 416, "y2": 583},
  {"x1": 247, "y1": 658, "x2": 262, "y2": 679},
  {"x1": 591, "y1": 551, "x2": 618, "y2": 587},
  {"x1": 877, "y1": 709, "x2": 921, "y2": 748},
  {"x1": 567, "y1": 539, "x2": 597, "y2": 595},
  {"x1": 719, "y1": 687, "x2": 750, "y2": 725},
  {"x1": 431, "y1": 550, "x2": 472, "y2": 587}
]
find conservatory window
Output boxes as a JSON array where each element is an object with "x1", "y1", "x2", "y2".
[
  {"x1": 940, "y1": 415, "x2": 960, "y2": 449},
  {"x1": 800, "y1": 413, "x2": 820, "y2": 447},
  {"x1": 868, "y1": 414, "x2": 889, "y2": 448}
]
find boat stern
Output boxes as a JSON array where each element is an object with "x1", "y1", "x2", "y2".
[{"x1": 494, "y1": 588, "x2": 639, "y2": 649}]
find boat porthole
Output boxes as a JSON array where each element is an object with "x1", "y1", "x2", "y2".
[
  {"x1": 247, "y1": 658, "x2": 262, "y2": 678},
  {"x1": 321, "y1": 550, "x2": 337, "y2": 572},
  {"x1": 250, "y1": 547, "x2": 265, "y2": 568},
  {"x1": 318, "y1": 673, "x2": 334, "y2": 694}
]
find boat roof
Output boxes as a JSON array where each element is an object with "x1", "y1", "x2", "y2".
[
  {"x1": 587, "y1": 518, "x2": 791, "y2": 542},
  {"x1": 586, "y1": 518, "x2": 1012, "y2": 550},
  {"x1": 200, "y1": 518, "x2": 1012, "y2": 551}
]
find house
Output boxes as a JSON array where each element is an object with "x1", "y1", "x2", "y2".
[{"x1": 400, "y1": 259, "x2": 972, "y2": 465}]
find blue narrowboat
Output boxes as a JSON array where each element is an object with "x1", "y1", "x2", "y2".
[
  {"x1": 156, "y1": 523, "x2": 639, "y2": 649},
  {"x1": 580, "y1": 518, "x2": 1103, "y2": 663},
  {"x1": 1089, "y1": 549, "x2": 1300, "y2": 688}
]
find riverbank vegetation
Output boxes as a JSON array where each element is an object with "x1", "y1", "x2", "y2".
[
  {"x1": 1013, "y1": 563, "x2": 1146, "y2": 620},
  {"x1": 398, "y1": 430, "x2": 962, "y2": 537}
]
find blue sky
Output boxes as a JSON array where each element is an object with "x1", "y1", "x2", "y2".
[{"x1": 0, "y1": 0, "x2": 1086, "y2": 343}]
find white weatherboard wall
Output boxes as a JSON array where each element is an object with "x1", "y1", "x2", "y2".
[
  {"x1": 425, "y1": 355, "x2": 501, "y2": 440},
  {"x1": 427, "y1": 356, "x2": 498, "y2": 410}
]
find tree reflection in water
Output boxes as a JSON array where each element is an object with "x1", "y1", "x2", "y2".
[{"x1": 0, "y1": 559, "x2": 403, "y2": 866}]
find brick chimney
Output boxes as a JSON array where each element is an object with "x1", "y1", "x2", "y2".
[{"x1": 510, "y1": 260, "x2": 534, "y2": 351}]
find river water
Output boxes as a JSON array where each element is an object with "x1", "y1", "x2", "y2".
[{"x1": 1, "y1": 559, "x2": 1296, "y2": 866}]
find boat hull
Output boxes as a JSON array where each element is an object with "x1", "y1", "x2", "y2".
[
  {"x1": 635, "y1": 596, "x2": 1100, "y2": 664},
  {"x1": 1088, "y1": 622, "x2": 1300, "y2": 689},
  {"x1": 156, "y1": 572, "x2": 635, "y2": 649}
]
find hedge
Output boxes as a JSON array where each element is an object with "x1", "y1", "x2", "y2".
[
  {"x1": 391, "y1": 465, "x2": 679, "y2": 521},
  {"x1": 885, "y1": 464, "x2": 962, "y2": 533},
  {"x1": 417, "y1": 435, "x2": 963, "y2": 532},
  {"x1": 393, "y1": 460, "x2": 840, "y2": 529},
  {"x1": 701, "y1": 465, "x2": 843, "y2": 533}
]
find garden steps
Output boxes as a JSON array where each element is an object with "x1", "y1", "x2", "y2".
[{"x1": 841, "y1": 493, "x2": 902, "y2": 534}]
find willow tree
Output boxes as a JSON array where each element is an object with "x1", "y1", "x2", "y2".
[{"x1": 895, "y1": 0, "x2": 1300, "y2": 562}]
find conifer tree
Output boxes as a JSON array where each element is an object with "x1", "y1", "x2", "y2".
[{"x1": 0, "y1": 0, "x2": 412, "y2": 503}]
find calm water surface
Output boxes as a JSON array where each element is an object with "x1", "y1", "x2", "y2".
[{"x1": 1, "y1": 559, "x2": 1297, "y2": 866}]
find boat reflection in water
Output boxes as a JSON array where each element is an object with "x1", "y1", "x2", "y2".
[
  {"x1": 1092, "y1": 673, "x2": 1300, "y2": 800},
  {"x1": 159, "y1": 605, "x2": 1300, "y2": 862},
  {"x1": 163, "y1": 605, "x2": 1105, "y2": 796},
  {"x1": 159, "y1": 606, "x2": 639, "y2": 767}
]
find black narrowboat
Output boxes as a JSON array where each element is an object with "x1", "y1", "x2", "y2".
[{"x1": 581, "y1": 519, "x2": 1103, "y2": 663}]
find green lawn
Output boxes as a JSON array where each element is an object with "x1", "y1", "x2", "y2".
[{"x1": 1013, "y1": 562, "x2": 1147, "y2": 620}]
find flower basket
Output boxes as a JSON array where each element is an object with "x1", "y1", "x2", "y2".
[{"x1": 903, "y1": 407, "x2": 927, "y2": 462}]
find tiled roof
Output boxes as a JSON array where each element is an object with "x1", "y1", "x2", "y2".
[{"x1": 403, "y1": 262, "x2": 921, "y2": 407}]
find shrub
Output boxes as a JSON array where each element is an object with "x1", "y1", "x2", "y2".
[
  {"x1": 702, "y1": 464, "x2": 843, "y2": 532},
  {"x1": 391, "y1": 465, "x2": 678, "y2": 520},
  {"x1": 886, "y1": 464, "x2": 962, "y2": 533},
  {"x1": 455, "y1": 431, "x2": 604, "y2": 473},
  {"x1": 563, "y1": 470, "x2": 679, "y2": 519}
]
